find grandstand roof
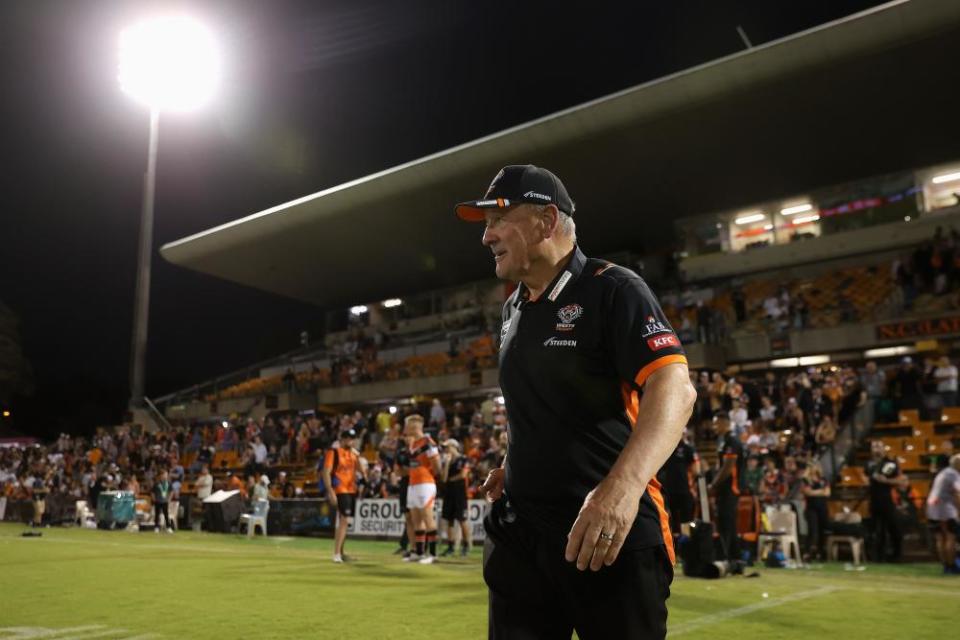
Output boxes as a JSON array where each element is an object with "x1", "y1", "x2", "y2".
[{"x1": 161, "y1": 0, "x2": 960, "y2": 309}]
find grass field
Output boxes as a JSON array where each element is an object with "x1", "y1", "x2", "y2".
[{"x1": 1, "y1": 522, "x2": 956, "y2": 639}]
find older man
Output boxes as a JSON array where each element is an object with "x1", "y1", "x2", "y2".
[
  {"x1": 926, "y1": 454, "x2": 960, "y2": 574},
  {"x1": 456, "y1": 165, "x2": 695, "y2": 639}
]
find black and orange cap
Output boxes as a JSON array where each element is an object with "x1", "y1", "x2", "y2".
[{"x1": 455, "y1": 164, "x2": 575, "y2": 222}]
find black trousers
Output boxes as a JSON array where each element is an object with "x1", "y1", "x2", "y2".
[
  {"x1": 154, "y1": 502, "x2": 169, "y2": 529},
  {"x1": 715, "y1": 494, "x2": 739, "y2": 561},
  {"x1": 805, "y1": 501, "x2": 828, "y2": 557},
  {"x1": 483, "y1": 498, "x2": 671, "y2": 640},
  {"x1": 871, "y1": 502, "x2": 902, "y2": 561}
]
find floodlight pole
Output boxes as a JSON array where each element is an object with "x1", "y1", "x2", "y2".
[{"x1": 129, "y1": 108, "x2": 160, "y2": 409}]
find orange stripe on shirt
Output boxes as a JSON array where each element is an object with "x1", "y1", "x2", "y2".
[
  {"x1": 634, "y1": 354, "x2": 688, "y2": 388},
  {"x1": 647, "y1": 478, "x2": 675, "y2": 565},
  {"x1": 621, "y1": 382, "x2": 640, "y2": 427}
]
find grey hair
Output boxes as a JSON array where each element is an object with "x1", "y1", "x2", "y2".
[{"x1": 536, "y1": 205, "x2": 577, "y2": 241}]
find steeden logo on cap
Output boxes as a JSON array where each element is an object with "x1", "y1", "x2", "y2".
[{"x1": 455, "y1": 164, "x2": 574, "y2": 222}]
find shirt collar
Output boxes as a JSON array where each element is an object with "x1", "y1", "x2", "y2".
[{"x1": 514, "y1": 245, "x2": 587, "y2": 308}]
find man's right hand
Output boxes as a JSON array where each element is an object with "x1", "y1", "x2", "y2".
[
  {"x1": 480, "y1": 468, "x2": 505, "y2": 503},
  {"x1": 326, "y1": 492, "x2": 337, "y2": 506}
]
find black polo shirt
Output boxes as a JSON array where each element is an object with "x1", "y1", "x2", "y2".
[
  {"x1": 866, "y1": 456, "x2": 899, "y2": 507},
  {"x1": 498, "y1": 246, "x2": 687, "y2": 556},
  {"x1": 715, "y1": 432, "x2": 744, "y2": 500}
]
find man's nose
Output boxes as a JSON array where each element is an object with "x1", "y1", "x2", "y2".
[{"x1": 482, "y1": 225, "x2": 496, "y2": 246}]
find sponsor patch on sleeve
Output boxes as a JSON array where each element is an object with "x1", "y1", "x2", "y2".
[{"x1": 646, "y1": 333, "x2": 680, "y2": 351}]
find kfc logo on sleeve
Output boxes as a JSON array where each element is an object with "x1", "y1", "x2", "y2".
[{"x1": 647, "y1": 334, "x2": 680, "y2": 351}]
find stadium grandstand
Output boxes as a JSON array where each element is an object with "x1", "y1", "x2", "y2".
[{"x1": 5, "y1": 1, "x2": 960, "y2": 638}]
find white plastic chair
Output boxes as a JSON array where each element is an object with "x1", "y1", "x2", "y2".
[
  {"x1": 240, "y1": 499, "x2": 269, "y2": 537},
  {"x1": 757, "y1": 504, "x2": 803, "y2": 567}
]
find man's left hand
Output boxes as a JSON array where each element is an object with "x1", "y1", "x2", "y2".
[{"x1": 564, "y1": 475, "x2": 642, "y2": 571}]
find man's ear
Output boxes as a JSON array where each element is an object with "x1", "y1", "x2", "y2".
[{"x1": 540, "y1": 204, "x2": 560, "y2": 239}]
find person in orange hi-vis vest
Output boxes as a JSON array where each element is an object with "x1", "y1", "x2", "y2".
[{"x1": 323, "y1": 429, "x2": 366, "y2": 563}]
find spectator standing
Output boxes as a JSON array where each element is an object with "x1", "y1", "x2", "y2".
[
  {"x1": 934, "y1": 356, "x2": 959, "y2": 408},
  {"x1": 168, "y1": 478, "x2": 181, "y2": 531},
  {"x1": 195, "y1": 465, "x2": 213, "y2": 500},
  {"x1": 250, "y1": 436, "x2": 268, "y2": 475},
  {"x1": 153, "y1": 470, "x2": 172, "y2": 533},
  {"x1": 732, "y1": 287, "x2": 746, "y2": 323},
  {"x1": 865, "y1": 441, "x2": 907, "y2": 562},
  {"x1": 252, "y1": 475, "x2": 269, "y2": 501},
  {"x1": 429, "y1": 398, "x2": 447, "y2": 431},
  {"x1": 801, "y1": 462, "x2": 830, "y2": 561},
  {"x1": 891, "y1": 357, "x2": 923, "y2": 412},
  {"x1": 859, "y1": 360, "x2": 886, "y2": 426},
  {"x1": 728, "y1": 398, "x2": 749, "y2": 438}
]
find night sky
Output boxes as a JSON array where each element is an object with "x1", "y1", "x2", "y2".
[{"x1": 0, "y1": 0, "x2": 887, "y2": 437}]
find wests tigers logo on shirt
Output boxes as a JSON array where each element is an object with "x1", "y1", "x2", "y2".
[{"x1": 556, "y1": 303, "x2": 583, "y2": 331}]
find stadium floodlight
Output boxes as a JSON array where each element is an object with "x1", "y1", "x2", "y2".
[
  {"x1": 118, "y1": 16, "x2": 220, "y2": 112},
  {"x1": 932, "y1": 171, "x2": 960, "y2": 184},
  {"x1": 382, "y1": 298, "x2": 403, "y2": 308},
  {"x1": 119, "y1": 16, "x2": 219, "y2": 412},
  {"x1": 791, "y1": 214, "x2": 820, "y2": 225},
  {"x1": 2, "y1": 410, "x2": 9, "y2": 418},
  {"x1": 734, "y1": 212, "x2": 765, "y2": 225},
  {"x1": 780, "y1": 203, "x2": 813, "y2": 216},
  {"x1": 349, "y1": 305, "x2": 369, "y2": 316}
]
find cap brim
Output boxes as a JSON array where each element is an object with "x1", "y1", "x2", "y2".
[{"x1": 455, "y1": 198, "x2": 512, "y2": 222}]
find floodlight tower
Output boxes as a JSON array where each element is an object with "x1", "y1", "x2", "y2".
[{"x1": 118, "y1": 16, "x2": 220, "y2": 409}]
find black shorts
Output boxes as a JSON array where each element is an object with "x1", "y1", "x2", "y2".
[
  {"x1": 928, "y1": 518, "x2": 959, "y2": 536},
  {"x1": 442, "y1": 484, "x2": 468, "y2": 523},
  {"x1": 483, "y1": 498, "x2": 671, "y2": 640},
  {"x1": 398, "y1": 476, "x2": 409, "y2": 513},
  {"x1": 336, "y1": 493, "x2": 357, "y2": 517}
]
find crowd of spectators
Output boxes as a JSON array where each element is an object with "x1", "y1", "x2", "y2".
[
  {"x1": 0, "y1": 395, "x2": 509, "y2": 527},
  {"x1": 892, "y1": 225, "x2": 960, "y2": 307},
  {"x1": 2, "y1": 356, "x2": 955, "y2": 565},
  {"x1": 685, "y1": 356, "x2": 958, "y2": 561},
  {"x1": 666, "y1": 227, "x2": 960, "y2": 346}
]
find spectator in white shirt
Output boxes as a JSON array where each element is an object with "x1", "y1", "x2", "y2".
[
  {"x1": 763, "y1": 295, "x2": 782, "y2": 319},
  {"x1": 759, "y1": 395, "x2": 778, "y2": 427},
  {"x1": 728, "y1": 398, "x2": 750, "y2": 438},
  {"x1": 195, "y1": 465, "x2": 213, "y2": 500},
  {"x1": 934, "y1": 356, "x2": 959, "y2": 408}
]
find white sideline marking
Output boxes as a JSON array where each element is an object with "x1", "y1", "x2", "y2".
[
  {"x1": 0, "y1": 628, "x2": 157, "y2": 640},
  {"x1": 667, "y1": 586, "x2": 839, "y2": 637},
  {"x1": 0, "y1": 627, "x2": 105, "y2": 639},
  {"x1": 843, "y1": 585, "x2": 960, "y2": 598}
]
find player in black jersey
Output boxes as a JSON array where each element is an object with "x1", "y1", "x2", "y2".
[
  {"x1": 440, "y1": 439, "x2": 471, "y2": 557},
  {"x1": 392, "y1": 436, "x2": 415, "y2": 556}
]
